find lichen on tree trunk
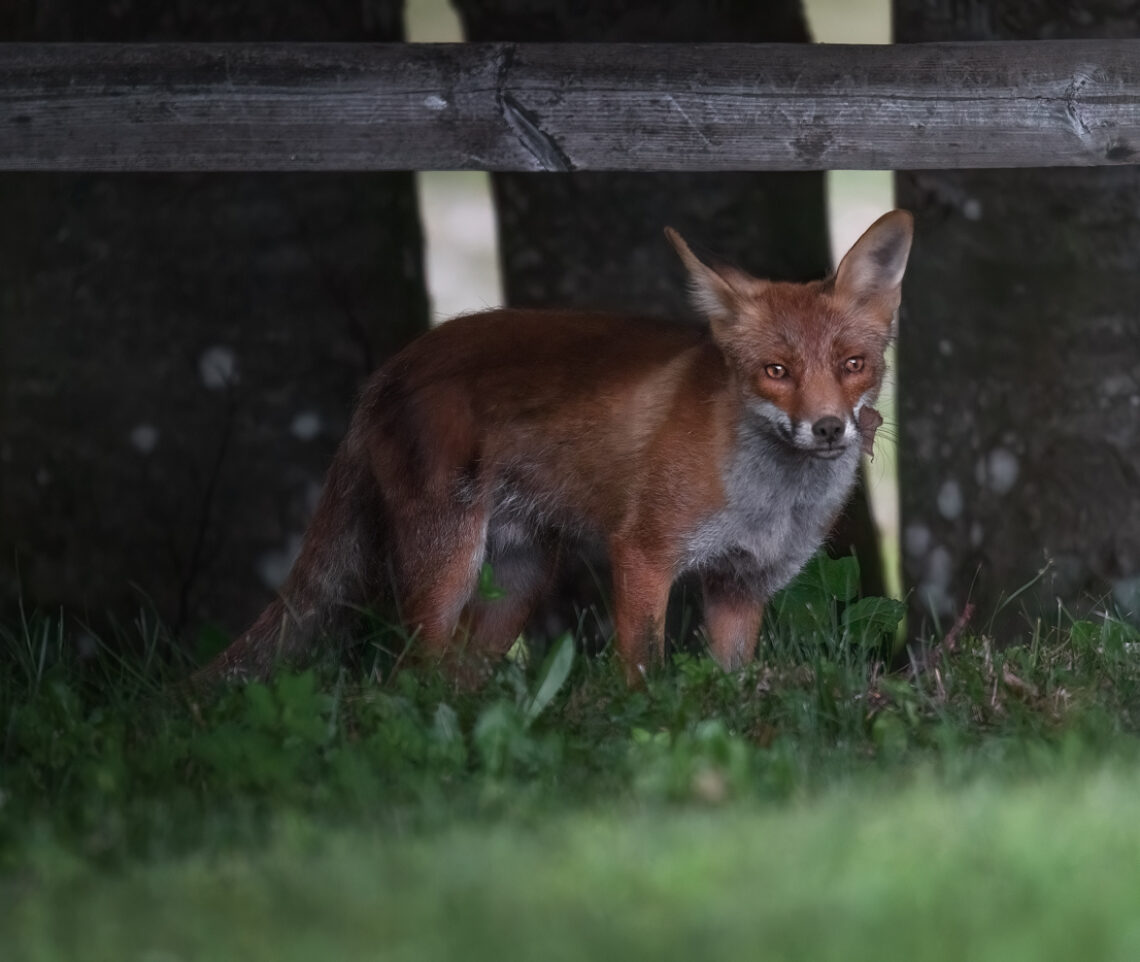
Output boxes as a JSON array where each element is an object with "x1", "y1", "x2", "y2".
[{"x1": 895, "y1": 0, "x2": 1140, "y2": 637}]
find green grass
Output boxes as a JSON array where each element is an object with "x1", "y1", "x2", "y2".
[
  {"x1": 10, "y1": 772, "x2": 1140, "y2": 962},
  {"x1": 4, "y1": 556, "x2": 1140, "y2": 960}
]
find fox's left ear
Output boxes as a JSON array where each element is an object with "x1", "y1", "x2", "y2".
[{"x1": 834, "y1": 210, "x2": 914, "y2": 311}]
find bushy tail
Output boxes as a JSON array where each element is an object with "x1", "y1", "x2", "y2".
[{"x1": 191, "y1": 447, "x2": 386, "y2": 687}]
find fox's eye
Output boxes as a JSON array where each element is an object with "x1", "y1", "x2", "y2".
[
  {"x1": 765, "y1": 363, "x2": 788, "y2": 380},
  {"x1": 844, "y1": 357, "x2": 865, "y2": 373}
]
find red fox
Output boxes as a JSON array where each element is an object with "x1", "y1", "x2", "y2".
[{"x1": 199, "y1": 210, "x2": 912, "y2": 687}]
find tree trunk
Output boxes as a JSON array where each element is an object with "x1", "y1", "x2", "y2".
[
  {"x1": 0, "y1": 2, "x2": 426, "y2": 645},
  {"x1": 453, "y1": 0, "x2": 884, "y2": 651},
  {"x1": 895, "y1": 1, "x2": 1140, "y2": 638}
]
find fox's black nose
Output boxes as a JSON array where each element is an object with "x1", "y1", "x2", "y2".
[{"x1": 812, "y1": 416, "x2": 845, "y2": 445}]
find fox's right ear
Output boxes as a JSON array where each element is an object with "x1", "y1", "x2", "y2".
[{"x1": 665, "y1": 227, "x2": 746, "y2": 327}]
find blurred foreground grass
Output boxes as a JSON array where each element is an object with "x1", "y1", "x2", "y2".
[
  {"x1": 5, "y1": 554, "x2": 1140, "y2": 961},
  {"x1": 9, "y1": 770, "x2": 1140, "y2": 962}
]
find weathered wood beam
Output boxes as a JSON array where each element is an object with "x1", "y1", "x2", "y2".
[{"x1": 3, "y1": 41, "x2": 1140, "y2": 171}]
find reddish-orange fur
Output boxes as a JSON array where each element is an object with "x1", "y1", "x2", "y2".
[{"x1": 199, "y1": 212, "x2": 913, "y2": 687}]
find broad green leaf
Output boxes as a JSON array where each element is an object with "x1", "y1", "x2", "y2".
[
  {"x1": 522, "y1": 633, "x2": 575, "y2": 725},
  {"x1": 842, "y1": 596, "x2": 906, "y2": 645},
  {"x1": 815, "y1": 555, "x2": 860, "y2": 603}
]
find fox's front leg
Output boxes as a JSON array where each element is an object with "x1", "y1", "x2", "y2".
[
  {"x1": 610, "y1": 540, "x2": 673, "y2": 685},
  {"x1": 701, "y1": 570, "x2": 764, "y2": 671}
]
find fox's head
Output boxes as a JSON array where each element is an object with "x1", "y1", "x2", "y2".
[{"x1": 667, "y1": 211, "x2": 913, "y2": 460}]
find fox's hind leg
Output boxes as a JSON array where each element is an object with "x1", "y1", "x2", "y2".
[
  {"x1": 610, "y1": 539, "x2": 673, "y2": 685},
  {"x1": 457, "y1": 536, "x2": 558, "y2": 679},
  {"x1": 390, "y1": 502, "x2": 489, "y2": 675},
  {"x1": 391, "y1": 506, "x2": 557, "y2": 686}
]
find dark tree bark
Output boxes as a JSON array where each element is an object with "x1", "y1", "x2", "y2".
[
  {"x1": 453, "y1": 0, "x2": 884, "y2": 649},
  {"x1": 895, "y1": 1, "x2": 1140, "y2": 637},
  {"x1": 0, "y1": 2, "x2": 427, "y2": 642},
  {"x1": 454, "y1": 0, "x2": 828, "y2": 314}
]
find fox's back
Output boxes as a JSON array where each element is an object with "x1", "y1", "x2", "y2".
[
  {"x1": 380, "y1": 308, "x2": 713, "y2": 412},
  {"x1": 356, "y1": 310, "x2": 737, "y2": 529}
]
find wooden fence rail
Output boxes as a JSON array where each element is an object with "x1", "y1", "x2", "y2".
[{"x1": 3, "y1": 40, "x2": 1140, "y2": 172}]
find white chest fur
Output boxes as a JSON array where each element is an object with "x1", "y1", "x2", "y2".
[{"x1": 682, "y1": 426, "x2": 861, "y2": 597}]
